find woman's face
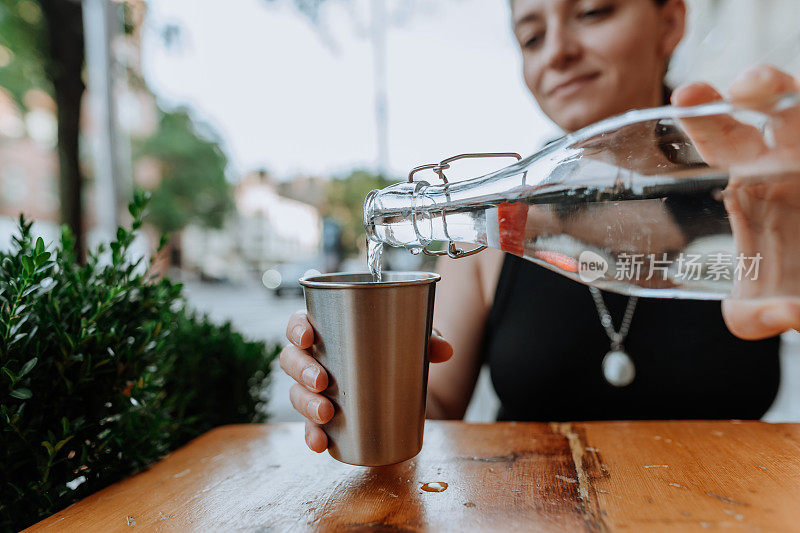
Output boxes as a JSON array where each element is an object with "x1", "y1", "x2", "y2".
[{"x1": 512, "y1": 0, "x2": 685, "y2": 132}]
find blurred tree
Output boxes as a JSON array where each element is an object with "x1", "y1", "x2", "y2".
[
  {"x1": 0, "y1": 0, "x2": 86, "y2": 259},
  {"x1": 325, "y1": 169, "x2": 391, "y2": 256},
  {"x1": 0, "y1": 1, "x2": 48, "y2": 104},
  {"x1": 135, "y1": 108, "x2": 233, "y2": 236}
]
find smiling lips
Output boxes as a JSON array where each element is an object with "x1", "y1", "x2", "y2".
[{"x1": 547, "y1": 72, "x2": 601, "y2": 98}]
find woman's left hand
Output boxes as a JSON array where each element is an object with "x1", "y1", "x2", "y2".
[{"x1": 673, "y1": 64, "x2": 800, "y2": 340}]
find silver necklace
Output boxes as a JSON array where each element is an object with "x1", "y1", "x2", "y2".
[{"x1": 589, "y1": 287, "x2": 638, "y2": 387}]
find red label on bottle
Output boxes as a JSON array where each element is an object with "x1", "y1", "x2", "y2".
[{"x1": 497, "y1": 202, "x2": 527, "y2": 256}]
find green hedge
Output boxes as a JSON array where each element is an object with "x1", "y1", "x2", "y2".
[{"x1": 0, "y1": 193, "x2": 279, "y2": 530}]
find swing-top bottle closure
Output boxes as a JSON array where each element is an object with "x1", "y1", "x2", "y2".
[
  {"x1": 391, "y1": 91, "x2": 800, "y2": 260},
  {"x1": 405, "y1": 152, "x2": 522, "y2": 259},
  {"x1": 364, "y1": 90, "x2": 800, "y2": 301}
]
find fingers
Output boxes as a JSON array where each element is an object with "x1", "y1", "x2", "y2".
[
  {"x1": 305, "y1": 420, "x2": 329, "y2": 453},
  {"x1": 728, "y1": 64, "x2": 798, "y2": 104},
  {"x1": 429, "y1": 333, "x2": 454, "y2": 363},
  {"x1": 290, "y1": 383, "x2": 335, "y2": 425},
  {"x1": 285, "y1": 312, "x2": 331, "y2": 453},
  {"x1": 671, "y1": 81, "x2": 723, "y2": 107},
  {"x1": 672, "y1": 81, "x2": 764, "y2": 165},
  {"x1": 279, "y1": 343, "x2": 328, "y2": 392},
  {"x1": 673, "y1": 65, "x2": 800, "y2": 168},
  {"x1": 722, "y1": 297, "x2": 800, "y2": 340},
  {"x1": 672, "y1": 65, "x2": 798, "y2": 106},
  {"x1": 286, "y1": 310, "x2": 313, "y2": 349},
  {"x1": 729, "y1": 64, "x2": 800, "y2": 153}
]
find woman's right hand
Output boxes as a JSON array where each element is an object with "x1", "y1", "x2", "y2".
[
  {"x1": 673, "y1": 64, "x2": 800, "y2": 339},
  {"x1": 280, "y1": 310, "x2": 454, "y2": 453}
]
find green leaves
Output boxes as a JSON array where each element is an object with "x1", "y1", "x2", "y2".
[
  {"x1": 40, "y1": 436, "x2": 71, "y2": 457},
  {"x1": 20, "y1": 357, "x2": 37, "y2": 377},
  {"x1": 20, "y1": 255, "x2": 33, "y2": 275},
  {"x1": 0, "y1": 0, "x2": 50, "y2": 110},
  {"x1": 9, "y1": 388, "x2": 32, "y2": 399},
  {"x1": 0, "y1": 194, "x2": 278, "y2": 531}
]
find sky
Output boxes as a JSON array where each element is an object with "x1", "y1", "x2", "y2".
[
  {"x1": 140, "y1": 0, "x2": 557, "y2": 180},
  {"x1": 140, "y1": 0, "x2": 800, "y2": 181}
]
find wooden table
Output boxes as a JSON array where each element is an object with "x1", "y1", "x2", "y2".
[{"x1": 28, "y1": 421, "x2": 800, "y2": 532}]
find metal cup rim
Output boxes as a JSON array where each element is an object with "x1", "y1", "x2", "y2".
[{"x1": 299, "y1": 271, "x2": 440, "y2": 289}]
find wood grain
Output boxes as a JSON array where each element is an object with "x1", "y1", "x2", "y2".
[{"x1": 26, "y1": 421, "x2": 800, "y2": 532}]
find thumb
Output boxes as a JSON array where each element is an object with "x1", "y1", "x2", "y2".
[
  {"x1": 722, "y1": 297, "x2": 800, "y2": 340},
  {"x1": 429, "y1": 332, "x2": 454, "y2": 363}
]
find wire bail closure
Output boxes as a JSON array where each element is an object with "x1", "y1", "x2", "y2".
[{"x1": 407, "y1": 152, "x2": 522, "y2": 259}]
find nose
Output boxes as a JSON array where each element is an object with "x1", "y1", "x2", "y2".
[{"x1": 542, "y1": 23, "x2": 581, "y2": 70}]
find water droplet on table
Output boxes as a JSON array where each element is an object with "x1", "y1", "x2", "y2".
[{"x1": 420, "y1": 482, "x2": 448, "y2": 492}]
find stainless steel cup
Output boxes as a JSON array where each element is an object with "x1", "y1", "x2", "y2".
[{"x1": 299, "y1": 271, "x2": 440, "y2": 466}]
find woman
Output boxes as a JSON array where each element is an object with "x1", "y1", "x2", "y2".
[{"x1": 281, "y1": 0, "x2": 800, "y2": 451}]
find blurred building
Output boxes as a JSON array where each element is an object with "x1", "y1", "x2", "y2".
[
  {"x1": 0, "y1": 88, "x2": 62, "y2": 250},
  {"x1": 177, "y1": 170, "x2": 323, "y2": 281},
  {"x1": 0, "y1": 89, "x2": 59, "y2": 222},
  {"x1": 277, "y1": 174, "x2": 328, "y2": 209},
  {"x1": 233, "y1": 170, "x2": 321, "y2": 269},
  {"x1": 81, "y1": 0, "x2": 159, "y2": 237},
  {"x1": 0, "y1": 0, "x2": 158, "y2": 252},
  {"x1": 114, "y1": 0, "x2": 160, "y2": 139}
]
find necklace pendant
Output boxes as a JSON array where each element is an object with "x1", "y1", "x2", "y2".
[{"x1": 602, "y1": 349, "x2": 635, "y2": 387}]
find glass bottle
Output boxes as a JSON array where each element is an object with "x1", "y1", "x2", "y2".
[{"x1": 364, "y1": 92, "x2": 800, "y2": 300}]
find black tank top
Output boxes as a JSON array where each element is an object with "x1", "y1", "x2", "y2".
[{"x1": 484, "y1": 255, "x2": 781, "y2": 421}]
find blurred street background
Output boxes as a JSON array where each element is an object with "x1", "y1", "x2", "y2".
[
  {"x1": 180, "y1": 277, "x2": 800, "y2": 423},
  {"x1": 1, "y1": 0, "x2": 799, "y2": 422}
]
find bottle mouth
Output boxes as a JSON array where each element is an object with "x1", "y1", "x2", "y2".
[{"x1": 363, "y1": 188, "x2": 379, "y2": 241}]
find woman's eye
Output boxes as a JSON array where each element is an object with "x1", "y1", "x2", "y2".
[
  {"x1": 578, "y1": 6, "x2": 614, "y2": 20},
  {"x1": 523, "y1": 34, "x2": 543, "y2": 49}
]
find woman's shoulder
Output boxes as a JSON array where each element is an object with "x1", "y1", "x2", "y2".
[
  {"x1": 435, "y1": 244, "x2": 507, "y2": 312},
  {"x1": 476, "y1": 247, "x2": 507, "y2": 310}
]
